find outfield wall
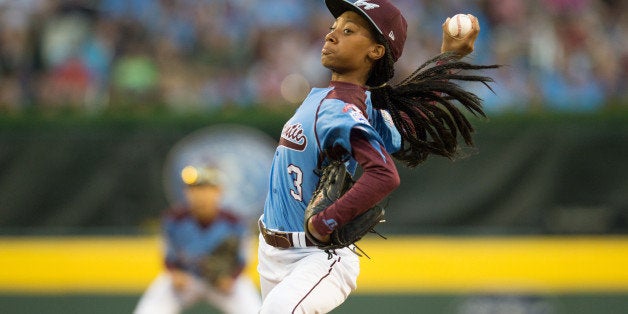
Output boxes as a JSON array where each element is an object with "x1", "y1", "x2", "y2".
[{"x1": 1, "y1": 111, "x2": 627, "y2": 235}]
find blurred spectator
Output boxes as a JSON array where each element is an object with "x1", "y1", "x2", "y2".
[
  {"x1": 0, "y1": 0, "x2": 47, "y2": 110},
  {"x1": 109, "y1": 24, "x2": 160, "y2": 109},
  {"x1": 0, "y1": 0, "x2": 625, "y2": 113}
]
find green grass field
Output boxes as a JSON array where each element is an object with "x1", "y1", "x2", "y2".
[{"x1": 2, "y1": 293, "x2": 628, "y2": 314}]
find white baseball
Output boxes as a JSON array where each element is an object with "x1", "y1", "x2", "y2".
[{"x1": 447, "y1": 14, "x2": 473, "y2": 38}]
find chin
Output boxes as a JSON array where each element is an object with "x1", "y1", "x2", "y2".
[
  {"x1": 321, "y1": 55, "x2": 334, "y2": 67},
  {"x1": 320, "y1": 60, "x2": 334, "y2": 72}
]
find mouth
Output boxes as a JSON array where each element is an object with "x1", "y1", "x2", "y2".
[{"x1": 321, "y1": 47, "x2": 333, "y2": 55}]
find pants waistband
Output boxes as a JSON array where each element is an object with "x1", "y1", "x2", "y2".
[{"x1": 258, "y1": 219, "x2": 315, "y2": 248}]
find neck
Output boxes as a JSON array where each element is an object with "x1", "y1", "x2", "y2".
[
  {"x1": 329, "y1": 81, "x2": 367, "y2": 91},
  {"x1": 330, "y1": 71, "x2": 369, "y2": 86}
]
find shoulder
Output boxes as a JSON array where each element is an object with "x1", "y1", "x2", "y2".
[
  {"x1": 318, "y1": 98, "x2": 369, "y2": 128},
  {"x1": 324, "y1": 82, "x2": 367, "y2": 109},
  {"x1": 319, "y1": 82, "x2": 370, "y2": 124},
  {"x1": 216, "y1": 211, "x2": 248, "y2": 236},
  {"x1": 217, "y1": 210, "x2": 245, "y2": 226},
  {"x1": 162, "y1": 205, "x2": 191, "y2": 222}
]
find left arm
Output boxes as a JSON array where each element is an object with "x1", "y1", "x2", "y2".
[{"x1": 308, "y1": 129, "x2": 400, "y2": 238}]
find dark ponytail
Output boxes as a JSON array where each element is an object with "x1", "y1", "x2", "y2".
[{"x1": 368, "y1": 52, "x2": 499, "y2": 168}]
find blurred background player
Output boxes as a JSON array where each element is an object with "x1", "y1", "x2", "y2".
[{"x1": 134, "y1": 165, "x2": 261, "y2": 314}]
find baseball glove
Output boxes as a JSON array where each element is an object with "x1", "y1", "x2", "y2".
[
  {"x1": 304, "y1": 160, "x2": 386, "y2": 257},
  {"x1": 199, "y1": 236, "x2": 240, "y2": 286}
]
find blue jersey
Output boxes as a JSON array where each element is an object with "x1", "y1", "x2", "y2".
[
  {"x1": 163, "y1": 207, "x2": 248, "y2": 278},
  {"x1": 262, "y1": 82, "x2": 400, "y2": 232}
]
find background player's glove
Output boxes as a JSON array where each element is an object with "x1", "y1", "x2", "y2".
[
  {"x1": 199, "y1": 236, "x2": 240, "y2": 286},
  {"x1": 304, "y1": 160, "x2": 385, "y2": 256}
]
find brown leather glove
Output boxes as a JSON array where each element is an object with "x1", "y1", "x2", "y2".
[{"x1": 304, "y1": 160, "x2": 385, "y2": 254}]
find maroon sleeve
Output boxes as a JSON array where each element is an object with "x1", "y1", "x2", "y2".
[{"x1": 311, "y1": 130, "x2": 400, "y2": 235}]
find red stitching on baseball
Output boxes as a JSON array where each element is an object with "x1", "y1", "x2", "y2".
[{"x1": 456, "y1": 14, "x2": 462, "y2": 36}]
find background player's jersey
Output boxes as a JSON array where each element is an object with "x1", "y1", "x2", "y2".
[
  {"x1": 262, "y1": 82, "x2": 400, "y2": 232},
  {"x1": 163, "y1": 207, "x2": 248, "y2": 278}
]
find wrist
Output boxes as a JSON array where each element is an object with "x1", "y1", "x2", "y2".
[{"x1": 307, "y1": 217, "x2": 331, "y2": 243}]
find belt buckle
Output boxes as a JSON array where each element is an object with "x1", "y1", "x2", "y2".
[{"x1": 260, "y1": 221, "x2": 292, "y2": 248}]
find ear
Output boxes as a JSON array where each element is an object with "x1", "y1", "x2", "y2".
[{"x1": 368, "y1": 44, "x2": 385, "y2": 61}]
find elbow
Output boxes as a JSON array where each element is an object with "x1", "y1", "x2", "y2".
[
  {"x1": 388, "y1": 158, "x2": 401, "y2": 188},
  {"x1": 389, "y1": 170, "x2": 401, "y2": 191},
  {"x1": 378, "y1": 161, "x2": 400, "y2": 193},
  {"x1": 380, "y1": 165, "x2": 400, "y2": 193}
]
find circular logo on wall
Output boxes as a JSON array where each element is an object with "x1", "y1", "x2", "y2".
[{"x1": 163, "y1": 124, "x2": 276, "y2": 220}]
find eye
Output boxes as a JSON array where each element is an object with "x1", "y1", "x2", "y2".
[{"x1": 343, "y1": 28, "x2": 353, "y2": 34}]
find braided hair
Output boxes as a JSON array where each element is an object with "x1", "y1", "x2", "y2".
[{"x1": 367, "y1": 36, "x2": 499, "y2": 168}]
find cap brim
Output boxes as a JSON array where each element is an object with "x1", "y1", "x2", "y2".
[{"x1": 324, "y1": 0, "x2": 383, "y2": 35}]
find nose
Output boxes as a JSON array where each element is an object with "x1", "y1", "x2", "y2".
[{"x1": 325, "y1": 30, "x2": 337, "y2": 43}]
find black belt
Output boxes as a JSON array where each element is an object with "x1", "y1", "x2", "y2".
[{"x1": 258, "y1": 219, "x2": 315, "y2": 248}]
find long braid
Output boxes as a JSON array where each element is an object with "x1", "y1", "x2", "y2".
[{"x1": 369, "y1": 52, "x2": 499, "y2": 168}]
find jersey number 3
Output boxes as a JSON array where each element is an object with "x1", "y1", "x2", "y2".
[{"x1": 287, "y1": 164, "x2": 303, "y2": 202}]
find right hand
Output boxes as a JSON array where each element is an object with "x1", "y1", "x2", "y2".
[{"x1": 440, "y1": 14, "x2": 480, "y2": 58}]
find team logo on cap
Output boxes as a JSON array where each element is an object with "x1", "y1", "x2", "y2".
[{"x1": 354, "y1": 0, "x2": 379, "y2": 10}]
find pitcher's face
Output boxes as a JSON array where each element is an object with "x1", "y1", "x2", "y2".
[{"x1": 321, "y1": 11, "x2": 383, "y2": 77}]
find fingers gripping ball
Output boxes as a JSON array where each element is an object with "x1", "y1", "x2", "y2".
[
  {"x1": 447, "y1": 14, "x2": 473, "y2": 38},
  {"x1": 441, "y1": 13, "x2": 479, "y2": 57},
  {"x1": 304, "y1": 160, "x2": 386, "y2": 256}
]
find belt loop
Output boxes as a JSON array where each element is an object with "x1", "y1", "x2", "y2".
[
  {"x1": 291, "y1": 233, "x2": 301, "y2": 248},
  {"x1": 293, "y1": 232, "x2": 307, "y2": 248}
]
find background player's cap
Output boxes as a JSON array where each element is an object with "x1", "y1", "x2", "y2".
[
  {"x1": 325, "y1": 0, "x2": 407, "y2": 62},
  {"x1": 181, "y1": 165, "x2": 221, "y2": 186}
]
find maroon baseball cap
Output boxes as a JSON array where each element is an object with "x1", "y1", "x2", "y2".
[{"x1": 325, "y1": 0, "x2": 408, "y2": 62}]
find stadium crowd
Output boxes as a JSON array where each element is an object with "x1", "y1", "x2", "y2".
[{"x1": 0, "y1": 0, "x2": 625, "y2": 113}]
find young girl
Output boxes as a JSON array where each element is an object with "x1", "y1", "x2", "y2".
[{"x1": 257, "y1": 1, "x2": 498, "y2": 313}]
